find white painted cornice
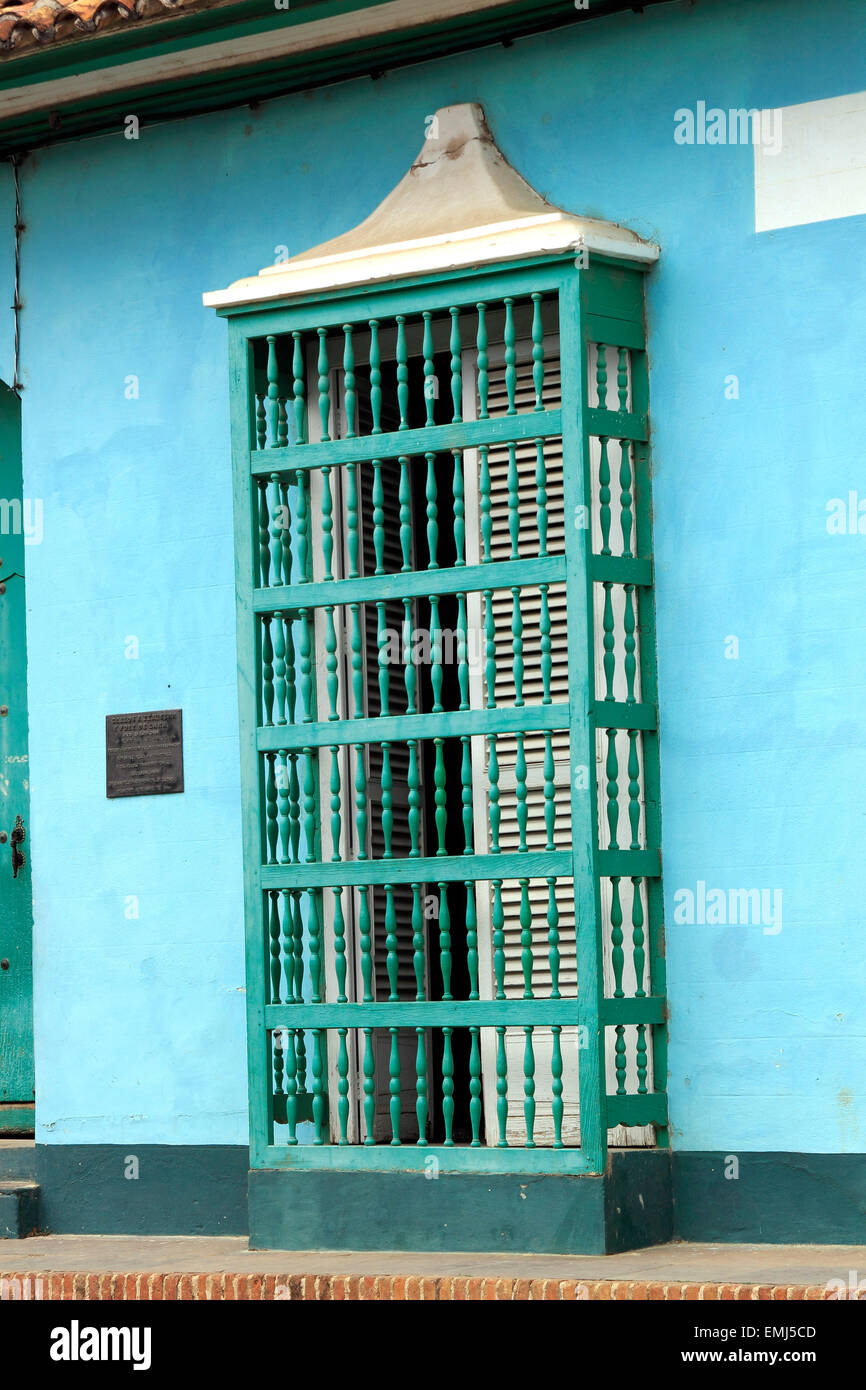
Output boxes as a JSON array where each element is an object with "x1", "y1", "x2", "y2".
[{"x1": 204, "y1": 103, "x2": 658, "y2": 310}]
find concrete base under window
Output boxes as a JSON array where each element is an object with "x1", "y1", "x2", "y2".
[{"x1": 248, "y1": 1150, "x2": 673, "y2": 1255}]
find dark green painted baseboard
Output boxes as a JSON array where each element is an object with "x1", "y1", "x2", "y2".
[
  {"x1": 36, "y1": 1145, "x2": 249, "y2": 1236},
  {"x1": 673, "y1": 1153, "x2": 866, "y2": 1245},
  {"x1": 249, "y1": 1151, "x2": 672, "y2": 1254}
]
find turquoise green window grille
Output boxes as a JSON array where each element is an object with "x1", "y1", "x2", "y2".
[{"x1": 224, "y1": 253, "x2": 667, "y2": 1174}]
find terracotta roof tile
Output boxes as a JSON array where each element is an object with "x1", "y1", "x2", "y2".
[{"x1": 0, "y1": 0, "x2": 204, "y2": 53}]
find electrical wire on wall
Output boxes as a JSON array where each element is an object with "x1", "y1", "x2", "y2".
[{"x1": 9, "y1": 155, "x2": 23, "y2": 394}]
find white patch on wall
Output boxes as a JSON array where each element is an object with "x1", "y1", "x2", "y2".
[{"x1": 755, "y1": 90, "x2": 866, "y2": 232}]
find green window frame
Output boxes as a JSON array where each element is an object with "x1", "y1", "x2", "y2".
[{"x1": 223, "y1": 250, "x2": 667, "y2": 1176}]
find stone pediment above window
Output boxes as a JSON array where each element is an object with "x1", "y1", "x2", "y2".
[{"x1": 204, "y1": 102, "x2": 658, "y2": 311}]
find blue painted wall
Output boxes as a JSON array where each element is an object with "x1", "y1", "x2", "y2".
[{"x1": 14, "y1": 0, "x2": 866, "y2": 1149}]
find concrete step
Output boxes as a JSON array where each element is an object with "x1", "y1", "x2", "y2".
[
  {"x1": 0, "y1": 1140, "x2": 37, "y2": 1181},
  {"x1": 0, "y1": 1180, "x2": 40, "y2": 1238}
]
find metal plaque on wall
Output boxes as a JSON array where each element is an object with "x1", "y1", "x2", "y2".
[{"x1": 105, "y1": 709, "x2": 184, "y2": 799}]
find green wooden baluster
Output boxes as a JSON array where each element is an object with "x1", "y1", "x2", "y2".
[
  {"x1": 511, "y1": 587, "x2": 524, "y2": 705},
  {"x1": 484, "y1": 590, "x2": 496, "y2": 708},
  {"x1": 285, "y1": 614, "x2": 297, "y2": 725},
  {"x1": 308, "y1": 900, "x2": 323, "y2": 1018},
  {"x1": 433, "y1": 737, "x2": 447, "y2": 855},
  {"x1": 359, "y1": 886, "x2": 373, "y2": 1002},
  {"x1": 602, "y1": 583, "x2": 615, "y2": 700},
  {"x1": 442, "y1": 1026, "x2": 455, "y2": 1146},
  {"x1": 343, "y1": 323, "x2": 356, "y2": 438},
  {"x1": 618, "y1": 345, "x2": 629, "y2": 412},
  {"x1": 385, "y1": 884, "x2": 399, "y2": 1000},
  {"x1": 399, "y1": 456, "x2": 412, "y2": 572},
  {"x1": 531, "y1": 293, "x2": 545, "y2": 410},
  {"x1": 288, "y1": 748, "x2": 300, "y2": 860},
  {"x1": 329, "y1": 745, "x2": 342, "y2": 859},
  {"x1": 280, "y1": 890, "x2": 292, "y2": 999},
  {"x1": 519, "y1": 877, "x2": 533, "y2": 999},
  {"x1": 598, "y1": 435, "x2": 611, "y2": 556},
  {"x1": 321, "y1": 466, "x2": 334, "y2": 580},
  {"x1": 535, "y1": 438, "x2": 548, "y2": 557},
  {"x1": 255, "y1": 393, "x2": 266, "y2": 452},
  {"x1": 415, "y1": 1026, "x2": 428, "y2": 1145},
  {"x1": 372, "y1": 460, "x2": 385, "y2": 574},
  {"x1": 606, "y1": 729, "x2": 619, "y2": 849},
  {"x1": 515, "y1": 732, "x2": 528, "y2": 851},
  {"x1": 457, "y1": 592, "x2": 470, "y2": 710},
  {"x1": 425, "y1": 453, "x2": 438, "y2": 569},
  {"x1": 334, "y1": 886, "x2": 347, "y2": 1001},
  {"x1": 277, "y1": 750, "x2": 290, "y2": 864},
  {"x1": 620, "y1": 439, "x2": 633, "y2": 558},
  {"x1": 461, "y1": 735, "x2": 473, "y2": 854},
  {"x1": 271, "y1": 1033, "x2": 283, "y2": 1115},
  {"x1": 292, "y1": 331, "x2": 306, "y2": 444},
  {"x1": 324, "y1": 606, "x2": 338, "y2": 721},
  {"x1": 369, "y1": 320, "x2": 382, "y2": 435},
  {"x1": 266, "y1": 334, "x2": 280, "y2": 448},
  {"x1": 628, "y1": 730, "x2": 641, "y2": 850},
  {"x1": 411, "y1": 882, "x2": 426, "y2": 1000},
  {"x1": 402, "y1": 598, "x2": 417, "y2": 713},
  {"x1": 449, "y1": 307, "x2": 462, "y2": 423},
  {"x1": 523, "y1": 1028, "x2": 536, "y2": 1147},
  {"x1": 269, "y1": 474, "x2": 284, "y2": 585},
  {"x1": 311, "y1": 1028, "x2": 326, "y2": 1144},
  {"x1": 381, "y1": 741, "x2": 393, "y2": 858},
  {"x1": 551, "y1": 1026, "x2": 564, "y2": 1148},
  {"x1": 453, "y1": 450, "x2": 466, "y2": 566},
  {"x1": 506, "y1": 442, "x2": 520, "y2": 560},
  {"x1": 407, "y1": 739, "x2": 421, "y2": 857},
  {"x1": 430, "y1": 595, "x2": 443, "y2": 713},
  {"x1": 376, "y1": 601, "x2": 390, "y2": 717},
  {"x1": 476, "y1": 302, "x2": 489, "y2": 419},
  {"x1": 495, "y1": 1025, "x2": 508, "y2": 1146},
  {"x1": 298, "y1": 608, "x2": 314, "y2": 723},
  {"x1": 272, "y1": 609, "x2": 287, "y2": 724},
  {"x1": 422, "y1": 311, "x2": 435, "y2": 427},
  {"x1": 633, "y1": 878, "x2": 648, "y2": 1095},
  {"x1": 479, "y1": 446, "x2": 492, "y2": 563},
  {"x1": 291, "y1": 892, "x2": 304, "y2": 1004},
  {"x1": 346, "y1": 461, "x2": 360, "y2": 578},
  {"x1": 278, "y1": 397, "x2": 288, "y2": 449},
  {"x1": 268, "y1": 889, "x2": 281, "y2": 1003},
  {"x1": 363, "y1": 1027, "x2": 375, "y2": 1143},
  {"x1": 465, "y1": 881, "x2": 479, "y2": 1000},
  {"x1": 547, "y1": 877, "x2": 560, "y2": 999},
  {"x1": 492, "y1": 880, "x2": 505, "y2": 999},
  {"x1": 350, "y1": 603, "x2": 364, "y2": 718},
  {"x1": 354, "y1": 742, "x2": 368, "y2": 860},
  {"x1": 258, "y1": 480, "x2": 270, "y2": 588},
  {"x1": 487, "y1": 734, "x2": 500, "y2": 852},
  {"x1": 388, "y1": 1028, "x2": 401, "y2": 1145},
  {"x1": 284, "y1": 1028, "x2": 298, "y2": 1144},
  {"x1": 438, "y1": 882, "x2": 452, "y2": 1000},
  {"x1": 337, "y1": 1027, "x2": 349, "y2": 1144},
  {"x1": 596, "y1": 342, "x2": 608, "y2": 408},
  {"x1": 261, "y1": 617, "x2": 274, "y2": 727},
  {"x1": 469, "y1": 1026, "x2": 482, "y2": 1146},
  {"x1": 296, "y1": 1027, "x2": 307, "y2": 1104},
  {"x1": 504, "y1": 297, "x2": 517, "y2": 414},
  {"x1": 279, "y1": 481, "x2": 292, "y2": 586},
  {"x1": 540, "y1": 585, "x2": 552, "y2": 704},
  {"x1": 396, "y1": 315, "x2": 409, "y2": 429},
  {"x1": 317, "y1": 328, "x2": 330, "y2": 442},
  {"x1": 295, "y1": 469, "x2": 309, "y2": 583},
  {"x1": 543, "y1": 732, "x2": 556, "y2": 850},
  {"x1": 611, "y1": 877, "x2": 626, "y2": 1096},
  {"x1": 265, "y1": 752, "x2": 278, "y2": 864},
  {"x1": 624, "y1": 584, "x2": 637, "y2": 704}
]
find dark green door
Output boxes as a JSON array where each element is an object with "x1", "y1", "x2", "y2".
[{"x1": 0, "y1": 381, "x2": 34, "y2": 1133}]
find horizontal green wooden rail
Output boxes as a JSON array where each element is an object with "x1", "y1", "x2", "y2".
[
  {"x1": 261, "y1": 849, "x2": 574, "y2": 889},
  {"x1": 583, "y1": 314, "x2": 645, "y2": 352},
  {"x1": 589, "y1": 555, "x2": 653, "y2": 585},
  {"x1": 260, "y1": 1144, "x2": 592, "y2": 1173},
  {"x1": 253, "y1": 555, "x2": 567, "y2": 614},
  {"x1": 249, "y1": 411, "x2": 563, "y2": 473},
  {"x1": 590, "y1": 700, "x2": 657, "y2": 732},
  {"x1": 585, "y1": 408, "x2": 648, "y2": 442},
  {"x1": 265, "y1": 1000, "x2": 581, "y2": 1028},
  {"x1": 597, "y1": 849, "x2": 661, "y2": 878},
  {"x1": 605, "y1": 1093, "x2": 668, "y2": 1128},
  {"x1": 599, "y1": 996, "x2": 666, "y2": 1026},
  {"x1": 257, "y1": 702, "x2": 572, "y2": 752}
]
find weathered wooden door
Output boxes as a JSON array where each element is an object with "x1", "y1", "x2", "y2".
[{"x1": 0, "y1": 381, "x2": 34, "y2": 1134}]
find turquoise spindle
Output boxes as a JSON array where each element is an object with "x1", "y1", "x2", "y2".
[
  {"x1": 385, "y1": 885, "x2": 399, "y2": 999},
  {"x1": 442, "y1": 1026, "x2": 455, "y2": 1146},
  {"x1": 504, "y1": 297, "x2": 517, "y2": 414},
  {"x1": 519, "y1": 877, "x2": 533, "y2": 998},
  {"x1": 255, "y1": 393, "x2": 266, "y2": 451},
  {"x1": 523, "y1": 1028, "x2": 536, "y2": 1147},
  {"x1": 407, "y1": 739, "x2": 421, "y2": 857},
  {"x1": 540, "y1": 585, "x2": 552, "y2": 704},
  {"x1": 479, "y1": 446, "x2": 492, "y2": 562},
  {"x1": 377, "y1": 601, "x2": 390, "y2": 715},
  {"x1": 469, "y1": 1026, "x2": 482, "y2": 1146},
  {"x1": 268, "y1": 890, "x2": 281, "y2": 1003},
  {"x1": 265, "y1": 754, "x2": 277, "y2": 863},
  {"x1": 277, "y1": 397, "x2": 288, "y2": 449},
  {"x1": 618, "y1": 345, "x2": 629, "y2": 412},
  {"x1": 261, "y1": 617, "x2": 274, "y2": 727},
  {"x1": 606, "y1": 729, "x2": 619, "y2": 849},
  {"x1": 298, "y1": 608, "x2": 314, "y2": 723},
  {"x1": 311, "y1": 1028, "x2": 326, "y2": 1144},
  {"x1": 415, "y1": 1028, "x2": 428, "y2": 1145},
  {"x1": 399, "y1": 457, "x2": 412, "y2": 571},
  {"x1": 531, "y1": 293, "x2": 544, "y2": 410},
  {"x1": 620, "y1": 439, "x2": 633, "y2": 557},
  {"x1": 316, "y1": 328, "x2": 330, "y2": 441},
  {"x1": 389, "y1": 1028, "x2": 401, "y2": 1145},
  {"x1": 466, "y1": 882, "x2": 479, "y2": 999},
  {"x1": 449, "y1": 306, "x2": 462, "y2": 422},
  {"x1": 535, "y1": 439, "x2": 548, "y2": 556},
  {"x1": 292, "y1": 331, "x2": 306, "y2": 444},
  {"x1": 596, "y1": 342, "x2": 608, "y2": 408},
  {"x1": 487, "y1": 734, "x2": 500, "y2": 852},
  {"x1": 628, "y1": 730, "x2": 641, "y2": 850},
  {"x1": 506, "y1": 442, "x2": 520, "y2": 560},
  {"x1": 602, "y1": 583, "x2": 615, "y2": 700},
  {"x1": 350, "y1": 603, "x2": 364, "y2": 718},
  {"x1": 547, "y1": 877, "x2": 560, "y2": 998},
  {"x1": 492, "y1": 880, "x2": 505, "y2": 998},
  {"x1": 258, "y1": 480, "x2": 270, "y2": 588},
  {"x1": 354, "y1": 742, "x2": 368, "y2": 860},
  {"x1": 624, "y1": 585, "x2": 637, "y2": 704},
  {"x1": 363, "y1": 1028, "x2": 375, "y2": 1143},
  {"x1": 611, "y1": 878, "x2": 626, "y2": 1096},
  {"x1": 277, "y1": 750, "x2": 290, "y2": 864},
  {"x1": 396, "y1": 315, "x2": 409, "y2": 429},
  {"x1": 337, "y1": 1027, "x2": 349, "y2": 1144},
  {"x1": 381, "y1": 742, "x2": 393, "y2": 858},
  {"x1": 284, "y1": 1029, "x2": 298, "y2": 1144},
  {"x1": 543, "y1": 732, "x2": 556, "y2": 850},
  {"x1": 329, "y1": 745, "x2": 342, "y2": 858},
  {"x1": 422, "y1": 311, "x2": 435, "y2": 426},
  {"x1": 433, "y1": 737, "x2": 447, "y2": 854},
  {"x1": 266, "y1": 334, "x2": 279, "y2": 448},
  {"x1": 495, "y1": 1025, "x2": 508, "y2": 1146},
  {"x1": 457, "y1": 592, "x2": 470, "y2": 710},
  {"x1": 402, "y1": 598, "x2": 417, "y2": 713},
  {"x1": 438, "y1": 882, "x2": 452, "y2": 1000},
  {"x1": 484, "y1": 590, "x2": 496, "y2": 708},
  {"x1": 324, "y1": 606, "x2": 338, "y2": 719},
  {"x1": 633, "y1": 878, "x2": 648, "y2": 1095},
  {"x1": 430, "y1": 595, "x2": 443, "y2": 713},
  {"x1": 453, "y1": 450, "x2": 465, "y2": 565},
  {"x1": 359, "y1": 886, "x2": 373, "y2": 1002},
  {"x1": 295, "y1": 468, "x2": 309, "y2": 582},
  {"x1": 372, "y1": 460, "x2": 385, "y2": 574},
  {"x1": 346, "y1": 461, "x2": 360, "y2": 577},
  {"x1": 334, "y1": 886, "x2": 347, "y2": 1000},
  {"x1": 411, "y1": 883, "x2": 426, "y2": 999},
  {"x1": 321, "y1": 466, "x2": 334, "y2": 580},
  {"x1": 425, "y1": 453, "x2": 438, "y2": 568},
  {"x1": 511, "y1": 587, "x2": 524, "y2": 705},
  {"x1": 476, "y1": 302, "x2": 489, "y2": 419},
  {"x1": 551, "y1": 1027, "x2": 564, "y2": 1148},
  {"x1": 599, "y1": 437, "x2": 611, "y2": 556},
  {"x1": 369, "y1": 319, "x2": 382, "y2": 434},
  {"x1": 343, "y1": 324, "x2": 356, "y2": 437},
  {"x1": 460, "y1": 735, "x2": 473, "y2": 854}
]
